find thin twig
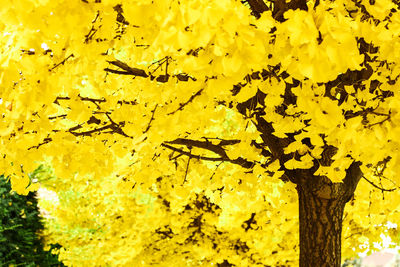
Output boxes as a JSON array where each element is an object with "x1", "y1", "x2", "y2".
[
  {"x1": 362, "y1": 175, "x2": 397, "y2": 192},
  {"x1": 48, "y1": 114, "x2": 67, "y2": 120},
  {"x1": 161, "y1": 142, "x2": 255, "y2": 168},
  {"x1": 167, "y1": 89, "x2": 203, "y2": 115},
  {"x1": 161, "y1": 143, "x2": 224, "y2": 162},
  {"x1": 28, "y1": 138, "x2": 52, "y2": 150},
  {"x1": 209, "y1": 162, "x2": 223, "y2": 180},
  {"x1": 368, "y1": 116, "x2": 390, "y2": 127},
  {"x1": 68, "y1": 124, "x2": 113, "y2": 137},
  {"x1": 165, "y1": 138, "x2": 228, "y2": 158},
  {"x1": 49, "y1": 54, "x2": 74, "y2": 71},
  {"x1": 183, "y1": 153, "x2": 191, "y2": 184},
  {"x1": 143, "y1": 104, "x2": 158, "y2": 133}
]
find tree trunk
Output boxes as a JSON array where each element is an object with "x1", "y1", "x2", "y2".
[{"x1": 297, "y1": 185, "x2": 347, "y2": 267}]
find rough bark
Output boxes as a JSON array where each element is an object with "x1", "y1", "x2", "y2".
[
  {"x1": 297, "y1": 184, "x2": 347, "y2": 267},
  {"x1": 295, "y1": 163, "x2": 363, "y2": 267}
]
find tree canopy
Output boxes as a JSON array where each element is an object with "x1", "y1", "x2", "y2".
[{"x1": 1, "y1": 0, "x2": 400, "y2": 266}]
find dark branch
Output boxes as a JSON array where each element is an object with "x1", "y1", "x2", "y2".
[
  {"x1": 54, "y1": 95, "x2": 137, "y2": 106},
  {"x1": 183, "y1": 153, "x2": 191, "y2": 184},
  {"x1": 54, "y1": 95, "x2": 105, "y2": 105},
  {"x1": 201, "y1": 138, "x2": 241, "y2": 147},
  {"x1": 367, "y1": 112, "x2": 391, "y2": 127},
  {"x1": 80, "y1": 95, "x2": 106, "y2": 103},
  {"x1": 68, "y1": 122, "x2": 131, "y2": 138},
  {"x1": 246, "y1": 0, "x2": 269, "y2": 18},
  {"x1": 103, "y1": 68, "x2": 137, "y2": 75},
  {"x1": 273, "y1": 0, "x2": 308, "y2": 21},
  {"x1": 176, "y1": 73, "x2": 196, "y2": 82},
  {"x1": 106, "y1": 60, "x2": 149, "y2": 77},
  {"x1": 48, "y1": 114, "x2": 67, "y2": 120},
  {"x1": 68, "y1": 124, "x2": 113, "y2": 137},
  {"x1": 143, "y1": 104, "x2": 158, "y2": 133},
  {"x1": 167, "y1": 89, "x2": 203, "y2": 115},
  {"x1": 104, "y1": 113, "x2": 133, "y2": 138},
  {"x1": 161, "y1": 143, "x2": 225, "y2": 162},
  {"x1": 162, "y1": 139, "x2": 255, "y2": 168},
  {"x1": 362, "y1": 175, "x2": 398, "y2": 192},
  {"x1": 104, "y1": 59, "x2": 196, "y2": 83},
  {"x1": 28, "y1": 137, "x2": 52, "y2": 150},
  {"x1": 49, "y1": 54, "x2": 74, "y2": 71},
  {"x1": 165, "y1": 138, "x2": 229, "y2": 158}
]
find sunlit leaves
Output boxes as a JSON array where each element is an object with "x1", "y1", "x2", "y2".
[
  {"x1": 2, "y1": 0, "x2": 400, "y2": 265},
  {"x1": 363, "y1": 0, "x2": 395, "y2": 20},
  {"x1": 273, "y1": 5, "x2": 364, "y2": 82},
  {"x1": 285, "y1": 154, "x2": 314, "y2": 170}
]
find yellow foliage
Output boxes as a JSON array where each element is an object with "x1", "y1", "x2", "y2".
[{"x1": 1, "y1": 0, "x2": 400, "y2": 266}]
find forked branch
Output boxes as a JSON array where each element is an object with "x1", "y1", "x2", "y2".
[
  {"x1": 104, "y1": 59, "x2": 196, "y2": 83},
  {"x1": 162, "y1": 138, "x2": 255, "y2": 168}
]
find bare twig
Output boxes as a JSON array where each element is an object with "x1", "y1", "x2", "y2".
[
  {"x1": 167, "y1": 89, "x2": 203, "y2": 115},
  {"x1": 209, "y1": 162, "x2": 223, "y2": 180},
  {"x1": 54, "y1": 95, "x2": 137, "y2": 106},
  {"x1": 183, "y1": 153, "x2": 191, "y2": 184},
  {"x1": 143, "y1": 104, "x2": 158, "y2": 133},
  {"x1": 49, "y1": 54, "x2": 74, "y2": 71},
  {"x1": 54, "y1": 95, "x2": 105, "y2": 105},
  {"x1": 48, "y1": 114, "x2": 67, "y2": 120},
  {"x1": 368, "y1": 115, "x2": 390, "y2": 127},
  {"x1": 362, "y1": 175, "x2": 397, "y2": 192},
  {"x1": 161, "y1": 143, "x2": 224, "y2": 162},
  {"x1": 28, "y1": 137, "x2": 52, "y2": 150},
  {"x1": 148, "y1": 57, "x2": 168, "y2": 75}
]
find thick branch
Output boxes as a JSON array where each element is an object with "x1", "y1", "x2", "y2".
[
  {"x1": 255, "y1": 117, "x2": 290, "y2": 161},
  {"x1": 162, "y1": 139, "x2": 255, "y2": 168},
  {"x1": 273, "y1": 0, "x2": 308, "y2": 22},
  {"x1": 106, "y1": 60, "x2": 149, "y2": 77},
  {"x1": 165, "y1": 138, "x2": 230, "y2": 158},
  {"x1": 104, "y1": 59, "x2": 196, "y2": 83},
  {"x1": 246, "y1": 0, "x2": 269, "y2": 17}
]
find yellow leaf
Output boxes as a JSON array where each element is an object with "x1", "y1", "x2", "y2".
[{"x1": 284, "y1": 154, "x2": 314, "y2": 170}]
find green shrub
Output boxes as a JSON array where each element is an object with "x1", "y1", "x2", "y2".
[{"x1": 0, "y1": 175, "x2": 64, "y2": 267}]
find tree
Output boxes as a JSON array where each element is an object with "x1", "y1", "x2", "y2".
[
  {"x1": 1, "y1": 0, "x2": 400, "y2": 266},
  {"x1": 0, "y1": 175, "x2": 64, "y2": 266}
]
